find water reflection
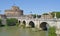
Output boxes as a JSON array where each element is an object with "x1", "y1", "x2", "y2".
[{"x1": 0, "y1": 26, "x2": 46, "y2": 36}]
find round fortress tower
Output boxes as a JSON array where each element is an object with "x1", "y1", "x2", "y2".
[{"x1": 5, "y1": 6, "x2": 23, "y2": 17}]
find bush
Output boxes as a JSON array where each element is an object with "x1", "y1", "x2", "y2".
[
  {"x1": 6, "y1": 18, "x2": 18, "y2": 26},
  {"x1": 48, "y1": 27, "x2": 56, "y2": 36}
]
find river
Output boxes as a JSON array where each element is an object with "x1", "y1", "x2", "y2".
[{"x1": 0, "y1": 26, "x2": 46, "y2": 36}]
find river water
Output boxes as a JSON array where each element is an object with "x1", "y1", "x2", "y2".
[{"x1": 0, "y1": 26, "x2": 46, "y2": 36}]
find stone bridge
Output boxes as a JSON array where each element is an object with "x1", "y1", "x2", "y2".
[
  {"x1": 7, "y1": 17, "x2": 60, "y2": 30},
  {"x1": 18, "y1": 18, "x2": 60, "y2": 30}
]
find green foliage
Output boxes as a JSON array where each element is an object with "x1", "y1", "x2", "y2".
[
  {"x1": 32, "y1": 14, "x2": 41, "y2": 18},
  {"x1": 42, "y1": 13, "x2": 49, "y2": 15},
  {"x1": 37, "y1": 15, "x2": 41, "y2": 18},
  {"x1": 42, "y1": 12, "x2": 60, "y2": 18},
  {"x1": 16, "y1": 23, "x2": 19, "y2": 27},
  {"x1": 6, "y1": 18, "x2": 18, "y2": 26},
  {"x1": 51, "y1": 12, "x2": 60, "y2": 18},
  {"x1": 33, "y1": 14, "x2": 36, "y2": 18},
  {"x1": 48, "y1": 27, "x2": 56, "y2": 36}
]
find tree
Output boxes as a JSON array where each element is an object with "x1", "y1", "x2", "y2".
[
  {"x1": 42, "y1": 13, "x2": 49, "y2": 15},
  {"x1": 37, "y1": 15, "x2": 41, "y2": 18},
  {"x1": 6, "y1": 18, "x2": 18, "y2": 26},
  {"x1": 51, "y1": 12, "x2": 60, "y2": 18},
  {"x1": 32, "y1": 14, "x2": 36, "y2": 18},
  {"x1": 32, "y1": 14, "x2": 41, "y2": 18},
  {"x1": 42, "y1": 12, "x2": 60, "y2": 18},
  {"x1": 48, "y1": 27, "x2": 56, "y2": 36}
]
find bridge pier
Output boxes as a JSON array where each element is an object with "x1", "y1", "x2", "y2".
[
  {"x1": 34, "y1": 20, "x2": 42, "y2": 30},
  {"x1": 25, "y1": 21, "x2": 30, "y2": 28}
]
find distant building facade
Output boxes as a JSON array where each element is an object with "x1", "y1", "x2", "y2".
[
  {"x1": 5, "y1": 6, "x2": 23, "y2": 17},
  {"x1": 41, "y1": 13, "x2": 53, "y2": 19}
]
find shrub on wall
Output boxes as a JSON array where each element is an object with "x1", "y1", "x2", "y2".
[{"x1": 6, "y1": 18, "x2": 18, "y2": 26}]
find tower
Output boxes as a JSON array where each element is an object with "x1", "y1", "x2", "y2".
[{"x1": 5, "y1": 6, "x2": 23, "y2": 17}]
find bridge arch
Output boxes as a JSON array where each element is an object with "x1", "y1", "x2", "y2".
[
  {"x1": 40, "y1": 22, "x2": 48, "y2": 30},
  {"x1": 22, "y1": 20, "x2": 26, "y2": 25},
  {"x1": 18, "y1": 20, "x2": 21, "y2": 24},
  {"x1": 29, "y1": 21, "x2": 35, "y2": 28}
]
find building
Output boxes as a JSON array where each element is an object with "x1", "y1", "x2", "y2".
[
  {"x1": 0, "y1": 14, "x2": 6, "y2": 19},
  {"x1": 41, "y1": 13, "x2": 53, "y2": 19},
  {"x1": 5, "y1": 6, "x2": 23, "y2": 17}
]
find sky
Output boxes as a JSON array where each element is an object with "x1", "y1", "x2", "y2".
[{"x1": 0, "y1": 0, "x2": 60, "y2": 15}]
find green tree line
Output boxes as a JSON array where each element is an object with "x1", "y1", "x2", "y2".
[
  {"x1": 0, "y1": 18, "x2": 19, "y2": 27},
  {"x1": 6, "y1": 18, "x2": 18, "y2": 26},
  {"x1": 42, "y1": 12, "x2": 60, "y2": 18}
]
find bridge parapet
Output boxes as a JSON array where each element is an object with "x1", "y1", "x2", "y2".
[{"x1": 7, "y1": 17, "x2": 60, "y2": 22}]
